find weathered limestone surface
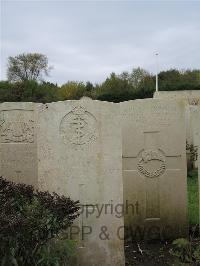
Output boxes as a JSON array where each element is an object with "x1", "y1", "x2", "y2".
[
  {"x1": 189, "y1": 106, "x2": 200, "y2": 168},
  {"x1": 191, "y1": 108, "x2": 200, "y2": 221},
  {"x1": 154, "y1": 91, "x2": 200, "y2": 144},
  {"x1": 0, "y1": 102, "x2": 38, "y2": 187},
  {"x1": 191, "y1": 107, "x2": 200, "y2": 147},
  {"x1": 121, "y1": 99, "x2": 188, "y2": 239},
  {"x1": 37, "y1": 98, "x2": 124, "y2": 266},
  {"x1": 0, "y1": 98, "x2": 191, "y2": 260},
  {"x1": 154, "y1": 91, "x2": 200, "y2": 168},
  {"x1": 195, "y1": 109, "x2": 200, "y2": 229},
  {"x1": 154, "y1": 90, "x2": 200, "y2": 105}
]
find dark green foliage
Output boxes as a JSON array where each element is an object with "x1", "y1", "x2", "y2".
[
  {"x1": 158, "y1": 69, "x2": 200, "y2": 91},
  {"x1": 95, "y1": 68, "x2": 200, "y2": 102},
  {"x1": 95, "y1": 73, "x2": 135, "y2": 102},
  {"x1": 37, "y1": 236, "x2": 76, "y2": 266},
  {"x1": 134, "y1": 75, "x2": 155, "y2": 99},
  {"x1": 170, "y1": 238, "x2": 192, "y2": 263},
  {"x1": 0, "y1": 80, "x2": 59, "y2": 103},
  {"x1": 94, "y1": 70, "x2": 155, "y2": 102},
  {"x1": 170, "y1": 237, "x2": 200, "y2": 264},
  {"x1": 1, "y1": 68, "x2": 200, "y2": 103},
  {"x1": 0, "y1": 177, "x2": 80, "y2": 265},
  {"x1": 186, "y1": 141, "x2": 198, "y2": 163},
  {"x1": 188, "y1": 169, "x2": 199, "y2": 226}
]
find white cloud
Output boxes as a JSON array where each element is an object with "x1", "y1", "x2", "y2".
[{"x1": 1, "y1": 1, "x2": 200, "y2": 84}]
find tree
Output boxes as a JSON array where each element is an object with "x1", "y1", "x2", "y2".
[
  {"x1": 0, "y1": 80, "x2": 60, "y2": 103},
  {"x1": 136, "y1": 75, "x2": 155, "y2": 98},
  {"x1": 94, "y1": 69, "x2": 156, "y2": 102},
  {"x1": 7, "y1": 53, "x2": 52, "y2": 82},
  {"x1": 95, "y1": 73, "x2": 134, "y2": 102},
  {"x1": 119, "y1": 67, "x2": 150, "y2": 89},
  {"x1": 59, "y1": 81, "x2": 87, "y2": 100},
  {"x1": 158, "y1": 69, "x2": 200, "y2": 91}
]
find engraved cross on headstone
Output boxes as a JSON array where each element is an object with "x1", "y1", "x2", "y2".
[{"x1": 123, "y1": 130, "x2": 182, "y2": 222}]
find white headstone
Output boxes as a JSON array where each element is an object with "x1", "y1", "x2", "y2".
[
  {"x1": 154, "y1": 90, "x2": 200, "y2": 105},
  {"x1": 121, "y1": 99, "x2": 188, "y2": 240},
  {"x1": 191, "y1": 107, "x2": 200, "y2": 228},
  {"x1": 0, "y1": 102, "x2": 38, "y2": 187},
  {"x1": 37, "y1": 99, "x2": 125, "y2": 266},
  {"x1": 189, "y1": 106, "x2": 199, "y2": 168}
]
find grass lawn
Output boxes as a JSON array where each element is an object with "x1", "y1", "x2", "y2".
[{"x1": 188, "y1": 169, "x2": 199, "y2": 225}]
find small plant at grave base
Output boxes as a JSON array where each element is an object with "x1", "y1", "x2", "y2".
[
  {"x1": 0, "y1": 176, "x2": 80, "y2": 266},
  {"x1": 186, "y1": 141, "x2": 198, "y2": 163},
  {"x1": 170, "y1": 237, "x2": 200, "y2": 264},
  {"x1": 193, "y1": 245, "x2": 200, "y2": 262},
  {"x1": 170, "y1": 238, "x2": 192, "y2": 263},
  {"x1": 36, "y1": 236, "x2": 77, "y2": 266}
]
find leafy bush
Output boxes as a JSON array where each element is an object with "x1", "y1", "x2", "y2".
[
  {"x1": 37, "y1": 236, "x2": 76, "y2": 266},
  {"x1": 1, "y1": 68, "x2": 200, "y2": 103},
  {"x1": 95, "y1": 73, "x2": 136, "y2": 103},
  {"x1": 0, "y1": 177, "x2": 80, "y2": 265},
  {"x1": 170, "y1": 238, "x2": 192, "y2": 263},
  {"x1": 170, "y1": 237, "x2": 200, "y2": 264},
  {"x1": 0, "y1": 80, "x2": 60, "y2": 103}
]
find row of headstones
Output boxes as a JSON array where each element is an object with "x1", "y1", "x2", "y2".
[
  {"x1": 154, "y1": 91, "x2": 200, "y2": 169},
  {"x1": 0, "y1": 98, "x2": 197, "y2": 266}
]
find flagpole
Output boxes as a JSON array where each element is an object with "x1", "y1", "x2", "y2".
[{"x1": 155, "y1": 52, "x2": 159, "y2": 92}]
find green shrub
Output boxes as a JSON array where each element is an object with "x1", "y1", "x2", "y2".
[
  {"x1": 0, "y1": 177, "x2": 80, "y2": 265},
  {"x1": 36, "y1": 236, "x2": 76, "y2": 266},
  {"x1": 170, "y1": 238, "x2": 192, "y2": 263},
  {"x1": 170, "y1": 237, "x2": 200, "y2": 264},
  {"x1": 0, "y1": 80, "x2": 60, "y2": 103}
]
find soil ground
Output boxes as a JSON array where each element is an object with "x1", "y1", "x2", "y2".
[
  {"x1": 124, "y1": 170, "x2": 199, "y2": 265},
  {"x1": 125, "y1": 239, "x2": 174, "y2": 265},
  {"x1": 125, "y1": 238, "x2": 200, "y2": 266}
]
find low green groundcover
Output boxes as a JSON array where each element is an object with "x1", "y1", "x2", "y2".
[{"x1": 188, "y1": 169, "x2": 199, "y2": 226}]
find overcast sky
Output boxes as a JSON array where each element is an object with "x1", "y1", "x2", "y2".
[{"x1": 1, "y1": 1, "x2": 200, "y2": 85}]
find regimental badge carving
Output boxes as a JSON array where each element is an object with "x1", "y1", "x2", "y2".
[
  {"x1": 188, "y1": 98, "x2": 199, "y2": 106},
  {"x1": 60, "y1": 106, "x2": 97, "y2": 145},
  {"x1": 137, "y1": 149, "x2": 166, "y2": 178},
  {"x1": 0, "y1": 118, "x2": 34, "y2": 143}
]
